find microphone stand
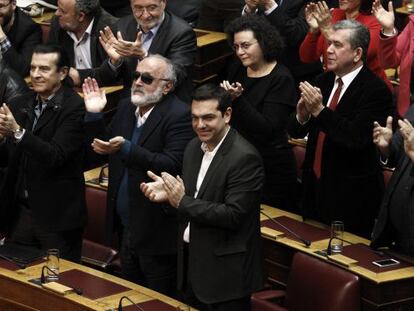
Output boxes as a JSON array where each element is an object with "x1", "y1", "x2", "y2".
[
  {"x1": 326, "y1": 236, "x2": 353, "y2": 255},
  {"x1": 118, "y1": 296, "x2": 145, "y2": 311},
  {"x1": 40, "y1": 265, "x2": 82, "y2": 295},
  {"x1": 261, "y1": 209, "x2": 311, "y2": 247}
]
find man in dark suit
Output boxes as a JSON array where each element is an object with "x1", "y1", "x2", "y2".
[
  {"x1": 0, "y1": 1, "x2": 42, "y2": 76},
  {"x1": 82, "y1": 54, "x2": 194, "y2": 296},
  {"x1": 79, "y1": 0, "x2": 197, "y2": 102},
  {"x1": 0, "y1": 44, "x2": 87, "y2": 261},
  {"x1": 141, "y1": 84, "x2": 265, "y2": 311},
  {"x1": 243, "y1": 0, "x2": 322, "y2": 84},
  {"x1": 288, "y1": 20, "x2": 394, "y2": 238},
  {"x1": 371, "y1": 106, "x2": 414, "y2": 257},
  {"x1": 48, "y1": 0, "x2": 118, "y2": 82}
]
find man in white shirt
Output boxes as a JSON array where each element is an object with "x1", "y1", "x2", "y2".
[
  {"x1": 141, "y1": 84, "x2": 265, "y2": 311},
  {"x1": 48, "y1": 0, "x2": 117, "y2": 82},
  {"x1": 288, "y1": 20, "x2": 394, "y2": 237}
]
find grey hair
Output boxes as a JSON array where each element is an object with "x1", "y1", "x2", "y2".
[
  {"x1": 332, "y1": 19, "x2": 370, "y2": 63},
  {"x1": 147, "y1": 54, "x2": 178, "y2": 89},
  {"x1": 74, "y1": 0, "x2": 100, "y2": 17}
]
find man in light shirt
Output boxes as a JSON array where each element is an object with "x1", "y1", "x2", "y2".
[
  {"x1": 82, "y1": 54, "x2": 193, "y2": 297},
  {"x1": 48, "y1": 0, "x2": 117, "y2": 82},
  {"x1": 79, "y1": 0, "x2": 196, "y2": 103},
  {"x1": 288, "y1": 20, "x2": 394, "y2": 237},
  {"x1": 141, "y1": 84, "x2": 265, "y2": 311}
]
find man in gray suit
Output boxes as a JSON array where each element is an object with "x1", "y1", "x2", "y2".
[{"x1": 141, "y1": 84, "x2": 264, "y2": 311}]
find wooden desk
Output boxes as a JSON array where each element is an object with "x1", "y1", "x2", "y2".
[
  {"x1": 0, "y1": 257, "x2": 193, "y2": 310},
  {"x1": 261, "y1": 205, "x2": 414, "y2": 310}
]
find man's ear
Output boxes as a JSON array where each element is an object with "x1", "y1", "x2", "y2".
[
  {"x1": 224, "y1": 107, "x2": 232, "y2": 124},
  {"x1": 59, "y1": 66, "x2": 69, "y2": 81},
  {"x1": 162, "y1": 80, "x2": 174, "y2": 95},
  {"x1": 78, "y1": 11, "x2": 86, "y2": 23},
  {"x1": 353, "y1": 47, "x2": 363, "y2": 63}
]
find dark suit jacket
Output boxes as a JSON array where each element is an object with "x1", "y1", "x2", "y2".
[
  {"x1": 47, "y1": 8, "x2": 118, "y2": 82},
  {"x1": 85, "y1": 93, "x2": 194, "y2": 254},
  {"x1": 93, "y1": 11, "x2": 197, "y2": 103},
  {"x1": 0, "y1": 86, "x2": 87, "y2": 233},
  {"x1": 0, "y1": 60, "x2": 29, "y2": 104},
  {"x1": 177, "y1": 128, "x2": 265, "y2": 304},
  {"x1": 288, "y1": 66, "x2": 394, "y2": 237},
  {"x1": 371, "y1": 105, "x2": 414, "y2": 255},
  {"x1": 262, "y1": 0, "x2": 322, "y2": 82},
  {"x1": 3, "y1": 8, "x2": 42, "y2": 76}
]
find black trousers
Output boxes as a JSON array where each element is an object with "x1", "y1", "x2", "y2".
[{"x1": 9, "y1": 205, "x2": 83, "y2": 262}]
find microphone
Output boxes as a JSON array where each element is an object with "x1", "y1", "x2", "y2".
[
  {"x1": 40, "y1": 266, "x2": 83, "y2": 295},
  {"x1": 0, "y1": 254, "x2": 27, "y2": 269},
  {"x1": 260, "y1": 209, "x2": 311, "y2": 247},
  {"x1": 118, "y1": 296, "x2": 145, "y2": 311},
  {"x1": 326, "y1": 236, "x2": 353, "y2": 255}
]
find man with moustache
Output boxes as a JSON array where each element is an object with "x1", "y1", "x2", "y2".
[
  {"x1": 0, "y1": 0, "x2": 42, "y2": 76},
  {"x1": 48, "y1": 0, "x2": 117, "y2": 82},
  {"x1": 83, "y1": 54, "x2": 193, "y2": 296},
  {"x1": 72, "y1": 0, "x2": 196, "y2": 102}
]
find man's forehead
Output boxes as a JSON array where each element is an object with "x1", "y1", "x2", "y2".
[
  {"x1": 31, "y1": 53, "x2": 59, "y2": 66},
  {"x1": 132, "y1": 0, "x2": 164, "y2": 6},
  {"x1": 191, "y1": 99, "x2": 220, "y2": 113},
  {"x1": 137, "y1": 58, "x2": 165, "y2": 74}
]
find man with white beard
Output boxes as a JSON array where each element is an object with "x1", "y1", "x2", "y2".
[{"x1": 83, "y1": 54, "x2": 193, "y2": 297}]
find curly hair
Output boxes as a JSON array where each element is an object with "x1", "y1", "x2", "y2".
[{"x1": 225, "y1": 15, "x2": 285, "y2": 62}]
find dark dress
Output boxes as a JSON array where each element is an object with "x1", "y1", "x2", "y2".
[{"x1": 225, "y1": 59, "x2": 298, "y2": 210}]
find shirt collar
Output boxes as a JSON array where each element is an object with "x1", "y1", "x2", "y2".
[
  {"x1": 336, "y1": 65, "x2": 363, "y2": 90},
  {"x1": 137, "y1": 12, "x2": 165, "y2": 36},
  {"x1": 66, "y1": 18, "x2": 95, "y2": 43},
  {"x1": 201, "y1": 127, "x2": 231, "y2": 154},
  {"x1": 135, "y1": 105, "x2": 155, "y2": 127}
]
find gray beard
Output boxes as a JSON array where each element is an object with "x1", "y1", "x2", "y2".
[{"x1": 130, "y1": 86, "x2": 164, "y2": 107}]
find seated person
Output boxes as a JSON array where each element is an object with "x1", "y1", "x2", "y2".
[
  {"x1": 48, "y1": 0, "x2": 118, "y2": 83},
  {"x1": 0, "y1": 0, "x2": 42, "y2": 76},
  {"x1": 0, "y1": 60, "x2": 29, "y2": 103}
]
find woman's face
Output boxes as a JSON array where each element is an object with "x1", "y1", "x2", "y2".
[
  {"x1": 339, "y1": 0, "x2": 361, "y2": 13},
  {"x1": 233, "y1": 30, "x2": 264, "y2": 68}
]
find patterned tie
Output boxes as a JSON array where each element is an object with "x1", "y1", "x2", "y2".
[{"x1": 313, "y1": 78, "x2": 343, "y2": 179}]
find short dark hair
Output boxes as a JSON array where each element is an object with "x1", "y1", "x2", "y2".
[
  {"x1": 225, "y1": 15, "x2": 285, "y2": 62},
  {"x1": 75, "y1": 0, "x2": 100, "y2": 18},
  {"x1": 192, "y1": 84, "x2": 232, "y2": 115},
  {"x1": 332, "y1": 20, "x2": 370, "y2": 63},
  {"x1": 32, "y1": 44, "x2": 70, "y2": 70}
]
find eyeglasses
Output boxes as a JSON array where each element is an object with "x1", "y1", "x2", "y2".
[
  {"x1": 232, "y1": 40, "x2": 258, "y2": 52},
  {"x1": 133, "y1": 4, "x2": 161, "y2": 16},
  {"x1": 132, "y1": 71, "x2": 169, "y2": 85}
]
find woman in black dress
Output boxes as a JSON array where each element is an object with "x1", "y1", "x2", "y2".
[{"x1": 222, "y1": 15, "x2": 298, "y2": 211}]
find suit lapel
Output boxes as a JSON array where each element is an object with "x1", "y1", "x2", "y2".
[
  {"x1": 32, "y1": 89, "x2": 64, "y2": 133},
  {"x1": 119, "y1": 103, "x2": 137, "y2": 140},
  {"x1": 185, "y1": 145, "x2": 203, "y2": 197},
  {"x1": 138, "y1": 95, "x2": 171, "y2": 145},
  {"x1": 148, "y1": 13, "x2": 169, "y2": 54},
  {"x1": 196, "y1": 129, "x2": 235, "y2": 199}
]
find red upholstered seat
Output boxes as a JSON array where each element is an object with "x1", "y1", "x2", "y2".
[{"x1": 252, "y1": 252, "x2": 360, "y2": 311}]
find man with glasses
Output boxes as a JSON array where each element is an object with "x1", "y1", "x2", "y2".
[
  {"x1": 0, "y1": 0, "x2": 42, "y2": 76},
  {"x1": 83, "y1": 54, "x2": 194, "y2": 296},
  {"x1": 47, "y1": 0, "x2": 118, "y2": 83},
  {"x1": 71, "y1": 0, "x2": 197, "y2": 103}
]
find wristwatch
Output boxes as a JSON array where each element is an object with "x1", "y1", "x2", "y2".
[{"x1": 13, "y1": 127, "x2": 25, "y2": 141}]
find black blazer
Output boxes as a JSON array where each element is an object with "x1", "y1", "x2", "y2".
[
  {"x1": 47, "y1": 8, "x2": 118, "y2": 81},
  {"x1": 85, "y1": 93, "x2": 194, "y2": 254},
  {"x1": 3, "y1": 8, "x2": 42, "y2": 76},
  {"x1": 0, "y1": 86, "x2": 87, "y2": 233},
  {"x1": 0, "y1": 60, "x2": 29, "y2": 104},
  {"x1": 93, "y1": 11, "x2": 197, "y2": 103},
  {"x1": 288, "y1": 66, "x2": 394, "y2": 237},
  {"x1": 177, "y1": 128, "x2": 265, "y2": 304}
]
